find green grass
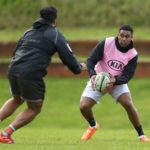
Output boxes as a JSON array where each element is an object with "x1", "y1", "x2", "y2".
[
  {"x1": 0, "y1": 77, "x2": 150, "y2": 149},
  {"x1": 1, "y1": 128, "x2": 150, "y2": 150},
  {"x1": 0, "y1": 55, "x2": 150, "y2": 64},
  {"x1": 138, "y1": 56, "x2": 150, "y2": 62},
  {"x1": 61, "y1": 27, "x2": 150, "y2": 41},
  {"x1": 0, "y1": 27, "x2": 150, "y2": 42}
]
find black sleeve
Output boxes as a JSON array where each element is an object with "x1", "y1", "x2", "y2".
[
  {"x1": 13, "y1": 28, "x2": 32, "y2": 56},
  {"x1": 13, "y1": 37, "x2": 24, "y2": 56},
  {"x1": 55, "y1": 32, "x2": 82, "y2": 74},
  {"x1": 87, "y1": 40, "x2": 105, "y2": 77},
  {"x1": 115, "y1": 55, "x2": 138, "y2": 85}
]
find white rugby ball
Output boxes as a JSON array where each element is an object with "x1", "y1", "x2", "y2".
[{"x1": 95, "y1": 72, "x2": 110, "y2": 92}]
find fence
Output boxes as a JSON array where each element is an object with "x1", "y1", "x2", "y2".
[{"x1": 0, "y1": 40, "x2": 150, "y2": 77}]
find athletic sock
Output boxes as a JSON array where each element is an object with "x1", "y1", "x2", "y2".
[
  {"x1": 2, "y1": 124, "x2": 15, "y2": 136},
  {"x1": 135, "y1": 125, "x2": 144, "y2": 136},
  {"x1": 88, "y1": 118, "x2": 96, "y2": 127}
]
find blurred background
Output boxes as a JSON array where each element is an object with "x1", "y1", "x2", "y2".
[
  {"x1": 0, "y1": 0, "x2": 150, "y2": 29},
  {"x1": 0, "y1": 0, "x2": 150, "y2": 40},
  {"x1": 0, "y1": 1, "x2": 150, "y2": 149},
  {"x1": 0, "y1": 0, "x2": 149, "y2": 77}
]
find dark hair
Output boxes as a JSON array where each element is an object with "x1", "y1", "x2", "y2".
[
  {"x1": 119, "y1": 24, "x2": 134, "y2": 34},
  {"x1": 40, "y1": 6, "x2": 57, "y2": 23}
]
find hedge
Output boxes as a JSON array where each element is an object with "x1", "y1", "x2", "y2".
[{"x1": 0, "y1": 0, "x2": 149, "y2": 29}]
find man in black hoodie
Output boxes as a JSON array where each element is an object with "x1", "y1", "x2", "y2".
[{"x1": 0, "y1": 6, "x2": 86, "y2": 144}]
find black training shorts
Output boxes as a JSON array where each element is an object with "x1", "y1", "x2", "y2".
[{"x1": 8, "y1": 74, "x2": 45, "y2": 101}]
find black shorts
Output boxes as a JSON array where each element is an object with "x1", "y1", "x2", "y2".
[{"x1": 8, "y1": 74, "x2": 45, "y2": 102}]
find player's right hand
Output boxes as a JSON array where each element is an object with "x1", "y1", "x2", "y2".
[
  {"x1": 80, "y1": 62, "x2": 87, "y2": 71},
  {"x1": 90, "y1": 75, "x2": 97, "y2": 91}
]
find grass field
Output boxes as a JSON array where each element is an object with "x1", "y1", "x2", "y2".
[
  {"x1": 0, "y1": 27, "x2": 150, "y2": 42},
  {"x1": 0, "y1": 55, "x2": 150, "y2": 64},
  {"x1": 0, "y1": 77, "x2": 150, "y2": 149}
]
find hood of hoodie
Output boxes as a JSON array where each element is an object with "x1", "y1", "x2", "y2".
[{"x1": 33, "y1": 18, "x2": 51, "y2": 29}]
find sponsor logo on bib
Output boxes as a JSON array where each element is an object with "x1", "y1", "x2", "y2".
[{"x1": 107, "y1": 60, "x2": 125, "y2": 71}]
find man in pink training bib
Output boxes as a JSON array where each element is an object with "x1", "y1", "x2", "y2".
[{"x1": 80, "y1": 25, "x2": 150, "y2": 142}]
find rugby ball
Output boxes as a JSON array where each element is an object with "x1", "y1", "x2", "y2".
[{"x1": 95, "y1": 72, "x2": 110, "y2": 92}]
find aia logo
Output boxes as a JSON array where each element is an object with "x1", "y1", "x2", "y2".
[{"x1": 107, "y1": 60, "x2": 125, "y2": 71}]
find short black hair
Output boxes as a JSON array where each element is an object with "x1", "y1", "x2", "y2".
[
  {"x1": 40, "y1": 6, "x2": 57, "y2": 23},
  {"x1": 119, "y1": 24, "x2": 134, "y2": 34}
]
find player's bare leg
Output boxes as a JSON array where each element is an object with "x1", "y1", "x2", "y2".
[
  {"x1": 80, "y1": 97, "x2": 99, "y2": 140},
  {"x1": 0, "y1": 101, "x2": 43, "y2": 144},
  {"x1": 0, "y1": 96, "x2": 23, "y2": 121},
  {"x1": 80, "y1": 97, "x2": 96, "y2": 121},
  {"x1": 0, "y1": 96, "x2": 23, "y2": 144},
  {"x1": 11, "y1": 101, "x2": 43, "y2": 130},
  {"x1": 118, "y1": 93, "x2": 150, "y2": 142},
  {"x1": 118, "y1": 93, "x2": 140, "y2": 127}
]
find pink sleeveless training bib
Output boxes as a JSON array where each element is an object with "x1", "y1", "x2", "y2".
[{"x1": 95, "y1": 37, "x2": 137, "y2": 77}]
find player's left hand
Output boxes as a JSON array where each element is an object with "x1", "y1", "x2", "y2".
[{"x1": 105, "y1": 76, "x2": 116, "y2": 91}]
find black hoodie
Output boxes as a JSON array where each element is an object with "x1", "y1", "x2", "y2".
[{"x1": 8, "y1": 18, "x2": 82, "y2": 80}]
